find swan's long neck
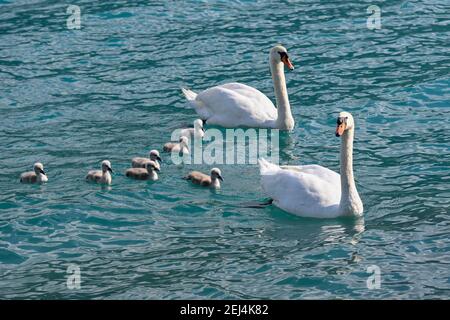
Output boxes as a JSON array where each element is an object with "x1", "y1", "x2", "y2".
[
  {"x1": 270, "y1": 59, "x2": 294, "y2": 130},
  {"x1": 339, "y1": 128, "x2": 363, "y2": 216}
]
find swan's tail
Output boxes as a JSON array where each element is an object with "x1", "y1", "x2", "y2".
[
  {"x1": 181, "y1": 88, "x2": 197, "y2": 101},
  {"x1": 181, "y1": 88, "x2": 210, "y2": 120},
  {"x1": 258, "y1": 158, "x2": 278, "y2": 176}
]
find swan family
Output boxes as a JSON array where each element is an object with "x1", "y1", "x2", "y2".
[{"x1": 19, "y1": 45, "x2": 363, "y2": 218}]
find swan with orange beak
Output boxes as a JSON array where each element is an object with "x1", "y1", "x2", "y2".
[
  {"x1": 181, "y1": 45, "x2": 296, "y2": 130},
  {"x1": 258, "y1": 111, "x2": 363, "y2": 218}
]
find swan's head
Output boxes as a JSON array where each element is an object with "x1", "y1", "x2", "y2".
[
  {"x1": 211, "y1": 168, "x2": 223, "y2": 181},
  {"x1": 33, "y1": 162, "x2": 46, "y2": 175},
  {"x1": 146, "y1": 160, "x2": 160, "y2": 172},
  {"x1": 193, "y1": 119, "x2": 205, "y2": 132},
  {"x1": 149, "y1": 149, "x2": 162, "y2": 162},
  {"x1": 335, "y1": 112, "x2": 354, "y2": 137},
  {"x1": 101, "y1": 160, "x2": 113, "y2": 173},
  {"x1": 270, "y1": 45, "x2": 294, "y2": 70}
]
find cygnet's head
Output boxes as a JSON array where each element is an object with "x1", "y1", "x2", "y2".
[
  {"x1": 210, "y1": 168, "x2": 223, "y2": 181},
  {"x1": 179, "y1": 136, "x2": 189, "y2": 145},
  {"x1": 335, "y1": 111, "x2": 355, "y2": 137},
  {"x1": 270, "y1": 44, "x2": 294, "y2": 70},
  {"x1": 101, "y1": 160, "x2": 113, "y2": 173},
  {"x1": 33, "y1": 162, "x2": 46, "y2": 175},
  {"x1": 146, "y1": 160, "x2": 160, "y2": 172},
  {"x1": 149, "y1": 149, "x2": 162, "y2": 162},
  {"x1": 193, "y1": 119, "x2": 205, "y2": 132}
]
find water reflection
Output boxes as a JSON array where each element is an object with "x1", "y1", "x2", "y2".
[{"x1": 266, "y1": 207, "x2": 366, "y2": 248}]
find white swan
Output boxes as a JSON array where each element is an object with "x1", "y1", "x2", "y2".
[
  {"x1": 181, "y1": 45, "x2": 295, "y2": 130},
  {"x1": 258, "y1": 112, "x2": 363, "y2": 218}
]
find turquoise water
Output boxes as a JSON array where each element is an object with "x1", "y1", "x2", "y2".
[{"x1": 0, "y1": 0, "x2": 449, "y2": 299}]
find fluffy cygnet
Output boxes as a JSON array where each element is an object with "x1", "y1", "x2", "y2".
[
  {"x1": 184, "y1": 168, "x2": 223, "y2": 189},
  {"x1": 125, "y1": 160, "x2": 159, "y2": 181},
  {"x1": 20, "y1": 162, "x2": 48, "y2": 183},
  {"x1": 177, "y1": 119, "x2": 205, "y2": 140},
  {"x1": 163, "y1": 136, "x2": 189, "y2": 155},
  {"x1": 132, "y1": 149, "x2": 162, "y2": 170},
  {"x1": 86, "y1": 160, "x2": 113, "y2": 185}
]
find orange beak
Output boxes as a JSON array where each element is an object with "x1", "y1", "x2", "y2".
[
  {"x1": 335, "y1": 123, "x2": 346, "y2": 137},
  {"x1": 281, "y1": 56, "x2": 294, "y2": 70}
]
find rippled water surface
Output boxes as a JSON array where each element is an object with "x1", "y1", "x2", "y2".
[{"x1": 0, "y1": 0, "x2": 449, "y2": 299}]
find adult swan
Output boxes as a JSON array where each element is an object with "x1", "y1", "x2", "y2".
[
  {"x1": 258, "y1": 112, "x2": 363, "y2": 218},
  {"x1": 181, "y1": 45, "x2": 295, "y2": 130}
]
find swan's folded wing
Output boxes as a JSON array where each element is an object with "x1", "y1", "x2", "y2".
[
  {"x1": 197, "y1": 83, "x2": 277, "y2": 126},
  {"x1": 280, "y1": 164, "x2": 340, "y2": 186},
  {"x1": 260, "y1": 167, "x2": 341, "y2": 218},
  {"x1": 219, "y1": 83, "x2": 276, "y2": 113}
]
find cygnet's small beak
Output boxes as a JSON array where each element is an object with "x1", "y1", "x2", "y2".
[
  {"x1": 107, "y1": 167, "x2": 113, "y2": 173},
  {"x1": 156, "y1": 156, "x2": 162, "y2": 162},
  {"x1": 218, "y1": 175, "x2": 224, "y2": 182},
  {"x1": 39, "y1": 169, "x2": 46, "y2": 175},
  {"x1": 154, "y1": 166, "x2": 160, "y2": 172}
]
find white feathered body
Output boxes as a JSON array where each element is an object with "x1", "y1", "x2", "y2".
[
  {"x1": 182, "y1": 83, "x2": 278, "y2": 128},
  {"x1": 259, "y1": 159, "x2": 345, "y2": 219}
]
